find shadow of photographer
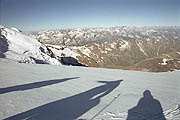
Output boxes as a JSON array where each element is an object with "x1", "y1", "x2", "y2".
[{"x1": 127, "y1": 90, "x2": 166, "y2": 120}]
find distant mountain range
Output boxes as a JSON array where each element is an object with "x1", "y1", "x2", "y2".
[
  {"x1": 1, "y1": 25, "x2": 180, "y2": 72},
  {"x1": 30, "y1": 26, "x2": 180, "y2": 72}
]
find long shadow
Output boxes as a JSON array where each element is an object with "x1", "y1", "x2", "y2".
[
  {"x1": 5, "y1": 80, "x2": 123, "y2": 120},
  {"x1": 127, "y1": 90, "x2": 166, "y2": 120},
  {"x1": 0, "y1": 77, "x2": 79, "y2": 94}
]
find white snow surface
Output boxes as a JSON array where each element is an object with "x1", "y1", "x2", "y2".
[
  {"x1": 0, "y1": 61, "x2": 180, "y2": 120},
  {"x1": 159, "y1": 58, "x2": 171, "y2": 66},
  {"x1": 161, "y1": 59, "x2": 169, "y2": 65},
  {"x1": 119, "y1": 40, "x2": 130, "y2": 50},
  {"x1": 10, "y1": 27, "x2": 21, "y2": 32},
  {"x1": 47, "y1": 44, "x2": 80, "y2": 58},
  {"x1": 73, "y1": 46, "x2": 91, "y2": 57},
  {"x1": 0, "y1": 26, "x2": 61, "y2": 65}
]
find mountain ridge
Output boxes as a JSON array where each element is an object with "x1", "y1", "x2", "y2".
[
  {"x1": 1, "y1": 25, "x2": 180, "y2": 72},
  {"x1": 30, "y1": 26, "x2": 180, "y2": 72},
  {"x1": 0, "y1": 25, "x2": 61, "y2": 65}
]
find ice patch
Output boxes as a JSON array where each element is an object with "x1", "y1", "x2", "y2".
[
  {"x1": 48, "y1": 45, "x2": 80, "y2": 58},
  {"x1": 160, "y1": 58, "x2": 169, "y2": 65},
  {"x1": 105, "y1": 47, "x2": 112, "y2": 51},
  {"x1": 119, "y1": 40, "x2": 130, "y2": 50},
  {"x1": 74, "y1": 46, "x2": 91, "y2": 57},
  {"x1": 177, "y1": 52, "x2": 180, "y2": 55}
]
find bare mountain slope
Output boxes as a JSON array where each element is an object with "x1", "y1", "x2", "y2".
[{"x1": 30, "y1": 26, "x2": 180, "y2": 72}]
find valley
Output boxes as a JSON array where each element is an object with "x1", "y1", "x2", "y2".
[{"x1": 30, "y1": 26, "x2": 180, "y2": 72}]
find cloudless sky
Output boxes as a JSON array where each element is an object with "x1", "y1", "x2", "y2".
[{"x1": 0, "y1": 0, "x2": 179, "y2": 31}]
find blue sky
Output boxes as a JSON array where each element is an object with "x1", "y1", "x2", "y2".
[{"x1": 0, "y1": 0, "x2": 179, "y2": 31}]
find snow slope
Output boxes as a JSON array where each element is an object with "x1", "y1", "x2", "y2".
[
  {"x1": 46, "y1": 44, "x2": 80, "y2": 58},
  {"x1": 0, "y1": 61, "x2": 180, "y2": 120},
  {"x1": 0, "y1": 25, "x2": 61, "y2": 65}
]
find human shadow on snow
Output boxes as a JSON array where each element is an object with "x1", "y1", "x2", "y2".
[
  {"x1": 5, "y1": 80, "x2": 123, "y2": 120},
  {"x1": 127, "y1": 90, "x2": 166, "y2": 120},
  {"x1": 0, "y1": 77, "x2": 79, "y2": 94}
]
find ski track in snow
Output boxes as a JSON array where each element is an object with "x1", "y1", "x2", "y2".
[{"x1": 97, "y1": 103, "x2": 180, "y2": 120}]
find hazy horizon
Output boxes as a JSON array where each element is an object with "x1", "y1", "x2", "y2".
[{"x1": 0, "y1": 0, "x2": 179, "y2": 31}]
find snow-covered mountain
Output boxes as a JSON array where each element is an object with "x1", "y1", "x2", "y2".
[
  {"x1": 30, "y1": 26, "x2": 180, "y2": 46},
  {"x1": 0, "y1": 25, "x2": 61, "y2": 65},
  {"x1": 0, "y1": 61, "x2": 179, "y2": 120},
  {"x1": 30, "y1": 26, "x2": 180, "y2": 72},
  {"x1": 1, "y1": 25, "x2": 180, "y2": 72},
  {"x1": 0, "y1": 25, "x2": 180, "y2": 119}
]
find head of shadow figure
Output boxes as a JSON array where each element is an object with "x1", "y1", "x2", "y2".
[
  {"x1": 127, "y1": 90, "x2": 166, "y2": 120},
  {"x1": 6, "y1": 80, "x2": 123, "y2": 120}
]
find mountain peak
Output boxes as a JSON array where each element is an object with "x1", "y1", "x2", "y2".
[
  {"x1": 0, "y1": 25, "x2": 61, "y2": 65},
  {"x1": 10, "y1": 27, "x2": 22, "y2": 32}
]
